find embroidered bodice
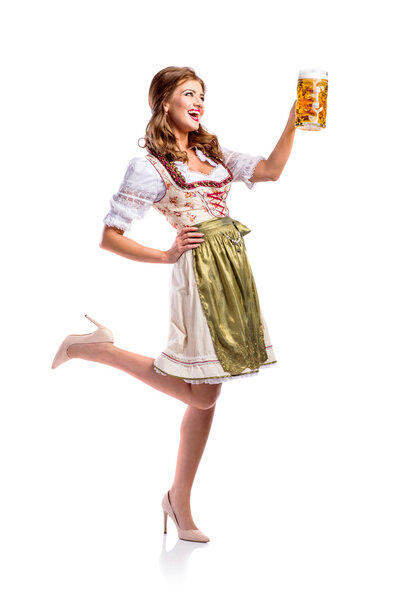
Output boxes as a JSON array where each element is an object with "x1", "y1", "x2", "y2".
[{"x1": 103, "y1": 146, "x2": 265, "y2": 232}]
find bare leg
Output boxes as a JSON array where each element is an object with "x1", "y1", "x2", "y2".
[
  {"x1": 67, "y1": 342, "x2": 221, "y2": 409},
  {"x1": 168, "y1": 403, "x2": 217, "y2": 530},
  {"x1": 67, "y1": 341, "x2": 221, "y2": 530}
]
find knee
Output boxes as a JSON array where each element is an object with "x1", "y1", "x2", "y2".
[
  {"x1": 198, "y1": 398, "x2": 218, "y2": 410},
  {"x1": 192, "y1": 383, "x2": 222, "y2": 409}
]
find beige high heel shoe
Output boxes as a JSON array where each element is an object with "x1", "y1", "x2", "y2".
[
  {"x1": 162, "y1": 490, "x2": 210, "y2": 543},
  {"x1": 51, "y1": 314, "x2": 114, "y2": 369}
]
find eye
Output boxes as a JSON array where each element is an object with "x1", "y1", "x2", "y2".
[{"x1": 184, "y1": 91, "x2": 205, "y2": 102}]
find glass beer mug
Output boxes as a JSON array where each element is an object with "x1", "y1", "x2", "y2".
[{"x1": 295, "y1": 69, "x2": 328, "y2": 130}]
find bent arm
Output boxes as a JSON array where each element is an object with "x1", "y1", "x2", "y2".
[
  {"x1": 99, "y1": 225, "x2": 169, "y2": 264},
  {"x1": 250, "y1": 100, "x2": 297, "y2": 183}
]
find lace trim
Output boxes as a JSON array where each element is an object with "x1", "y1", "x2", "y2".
[
  {"x1": 153, "y1": 361, "x2": 277, "y2": 384},
  {"x1": 147, "y1": 148, "x2": 234, "y2": 190},
  {"x1": 176, "y1": 161, "x2": 225, "y2": 180},
  {"x1": 103, "y1": 212, "x2": 131, "y2": 231},
  {"x1": 158, "y1": 345, "x2": 272, "y2": 367},
  {"x1": 240, "y1": 156, "x2": 265, "y2": 189},
  {"x1": 221, "y1": 148, "x2": 265, "y2": 190},
  {"x1": 103, "y1": 188, "x2": 155, "y2": 231},
  {"x1": 193, "y1": 147, "x2": 219, "y2": 167},
  {"x1": 117, "y1": 186, "x2": 156, "y2": 204}
]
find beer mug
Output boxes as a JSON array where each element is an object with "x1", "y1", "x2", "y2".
[{"x1": 295, "y1": 69, "x2": 328, "y2": 130}]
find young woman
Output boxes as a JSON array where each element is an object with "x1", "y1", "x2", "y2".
[{"x1": 51, "y1": 66, "x2": 297, "y2": 543}]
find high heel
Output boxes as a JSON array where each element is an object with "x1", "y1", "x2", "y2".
[
  {"x1": 51, "y1": 314, "x2": 114, "y2": 369},
  {"x1": 161, "y1": 490, "x2": 210, "y2": 543}
]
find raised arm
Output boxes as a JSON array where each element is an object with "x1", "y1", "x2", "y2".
[{"x1": 250, "y1": 100, "x2": 297, "y2": 183}]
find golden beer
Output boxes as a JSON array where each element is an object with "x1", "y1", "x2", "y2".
[{"x1": 295, "y1": 69, "x2": 328, "y2": 130}]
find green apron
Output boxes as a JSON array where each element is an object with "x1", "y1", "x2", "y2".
[{"x1": 193, "y1": 216, "x2": 268, "y2": 375}]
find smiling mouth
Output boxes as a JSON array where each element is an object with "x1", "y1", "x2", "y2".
[{"x1": 188, "y1": 111, "x2": 200, "y2": 122}]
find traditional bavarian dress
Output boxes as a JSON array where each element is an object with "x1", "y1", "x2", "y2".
[{"x1": 103, "y1": 146, "x2": 277, "y2": 384}]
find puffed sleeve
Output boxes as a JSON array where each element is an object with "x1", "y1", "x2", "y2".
[
  {"x1": 103, "y1": 157, "x2": 166, "y2": 232},
  {"x1": 221, "y1": 147, "x2": 266, "y2": 190}
]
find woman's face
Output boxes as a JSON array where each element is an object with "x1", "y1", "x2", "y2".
[{"x1": 163, "y1": 79, "x2": 205, "y2": 136}]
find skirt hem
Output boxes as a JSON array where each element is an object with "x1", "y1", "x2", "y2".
[{"x1": 153, "y1": 360, "x2": 277, "y2": 384}]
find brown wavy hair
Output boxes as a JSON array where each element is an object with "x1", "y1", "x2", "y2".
[{"x1": 142, "y1": 66, "x2": 224, "y2": 164}]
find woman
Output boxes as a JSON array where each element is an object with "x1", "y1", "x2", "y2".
[{"x1": 51, "y1": 66, "x2": 297, "y2": 543}]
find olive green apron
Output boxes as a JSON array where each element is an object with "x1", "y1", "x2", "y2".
[{"x1": 192, "y1": 216, "x2": 268, "y2": 375}]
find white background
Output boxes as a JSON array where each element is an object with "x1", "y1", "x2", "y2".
[{"x1": 1, "y1": 0, "x2": 418, "y2": 598}]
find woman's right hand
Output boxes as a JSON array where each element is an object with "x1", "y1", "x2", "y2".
[{"x1": 165, "y1": 225, "x2": 205, "y2": 263}]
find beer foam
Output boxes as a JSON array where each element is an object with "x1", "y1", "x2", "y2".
[{"x1": 298, "y1": 69, "x2": 328, "y2": 80}]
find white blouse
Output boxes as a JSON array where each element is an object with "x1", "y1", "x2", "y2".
[{"x1": 103, "y1": 146, "x2": 265, "y2": 232}]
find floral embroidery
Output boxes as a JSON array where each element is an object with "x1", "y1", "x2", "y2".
[
  {"x1": 155, "y1": 205, "x2": 168, "y2": 216},
  {"x1": 146, "y1": 154, "x2": 232, "y2": 229}
]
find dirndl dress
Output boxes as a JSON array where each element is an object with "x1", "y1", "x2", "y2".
[{"x1": 144, "y1": 150, "x2": 277, "y2": 384}]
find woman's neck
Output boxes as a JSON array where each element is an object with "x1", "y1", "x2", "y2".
[{"x1": 172, "y1": 127, "x2": 190, "y2": 152}]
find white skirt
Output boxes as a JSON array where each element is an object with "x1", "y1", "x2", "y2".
[{"x1": 153, "y1": 249, "x2": 277, "y2": 384}]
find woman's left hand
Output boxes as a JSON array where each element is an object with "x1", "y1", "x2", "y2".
[{"x1": 286, "y1": 99, "x2": 297, "y2": 130}]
